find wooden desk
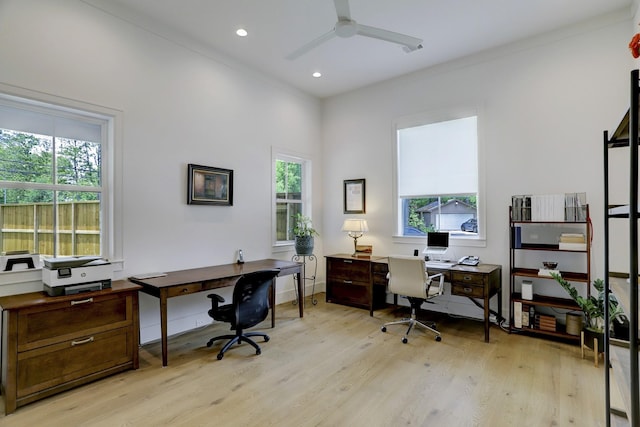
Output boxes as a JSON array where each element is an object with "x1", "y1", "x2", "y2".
[
  {"x1": 130, "y1": 259, "x2": 302, "y2": 366},
  {"x1": 448, "y1": 264, "x2": 502, "y2": 342}
]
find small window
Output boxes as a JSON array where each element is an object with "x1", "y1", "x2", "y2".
[
  {"x1": 396, "y1": 115, "x2": 479, "y2": 237},
  {"x1": 273, "y1": 150, "x2": 311, "y2": 246}
]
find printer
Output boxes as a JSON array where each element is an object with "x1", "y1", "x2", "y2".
[{"x1": 42, "y1": 256, "x2": 112, "y2": 296}]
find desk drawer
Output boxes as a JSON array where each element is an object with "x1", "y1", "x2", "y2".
[
  {"x1": 327, "y1": 258, "x2": 370, "y2": 281},
  {"x1": 451, "y1": 271, "x2": 486, "y2": 286},
  {"x1": 451, "y1": 283, "x2": 485, "y2": 298},
  {"x1": 165, "y1": 283, "x2": 203, "y2": 297}
]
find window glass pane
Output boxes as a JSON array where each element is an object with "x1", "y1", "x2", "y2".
[
  {"x1": 275, "y1": 159, "x2": 302, "y2": 201},
  {"x1": 402, "y1": 195, "x2": 477, "y2": 236},
  {"x1": 56, "y1": 138, "x2": 101, "y2": 187},
  {"x1": 276, "y1": 201, "x2": 301, "y2": 241},
  {"x1": 0, "y1": 129, "x2": 53, "y2": 184}
]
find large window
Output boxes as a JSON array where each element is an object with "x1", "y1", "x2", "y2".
[
  {"x1": 396, "y1": 114, "x2": 479, "y2": 238},
  {"x1": 273, "y1": 150, "x2": 311, "y2": 246},
  {"x1": 0, "y1": 94, "x2": 111, "y2": 257}
]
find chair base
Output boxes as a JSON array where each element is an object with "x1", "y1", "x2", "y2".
[
  {"x1": 381, "y1": 314, "x2": 442, "y2": 344},
  {"x1": 206, "y1": 331, "x2": 270, "y2": 360}
]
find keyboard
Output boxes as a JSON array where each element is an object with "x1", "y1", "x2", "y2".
[{"x1": 425, "y1": 261, "x2": 456, "y2": 269}]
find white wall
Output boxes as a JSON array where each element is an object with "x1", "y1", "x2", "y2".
[
  {"x1": 322, "y1": 10, "x2": 634, "y2": 318},
  {"x1": 0, "y1": 0, "x2": 636, "y2": 340},
  {"x1": 0, "y1": 0, "x2": 323, "y2": 343}
]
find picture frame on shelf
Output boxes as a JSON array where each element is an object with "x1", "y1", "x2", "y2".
[
  {"x1": 187, "y1": 164, "x2": 233, "y2": 206},
  {"x1": 344, "y1": 178, "x2": 365, "y2": 214}
]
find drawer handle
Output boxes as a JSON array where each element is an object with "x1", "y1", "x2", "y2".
[
  {"x1": 343, "y1": 280, "x2": 353, "y2": 284},
  {"x1": 342, "y1": 260, "x2": 353, "y2": 264},
  {"x1": 70, "y1": 298, "x2": 93, "y2": 305},
  {"x1": 71, "y1": 336, "x2": 94, "y2": 346},
  {"x1": 181, "y1": 288, "x2": 190, "y2": 293},
  {"x1": 463, "y1": 275, "x2": 473, "y2": 281},
  {"x1": 463, "y1": 287, "x2": 473, "y2": 293}
]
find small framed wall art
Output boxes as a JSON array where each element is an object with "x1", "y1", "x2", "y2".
[
  {"x1": 343, "y1": 178, "x2": 366, "y2": 214},
  {"x1": 187, "y1": 164, "x2": 233, "y2": 206}
]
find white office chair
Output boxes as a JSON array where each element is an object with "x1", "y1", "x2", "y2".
[{"x1": 381, "y1": 255, "x2": 445, "y2": 343}]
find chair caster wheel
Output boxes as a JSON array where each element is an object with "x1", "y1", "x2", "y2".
[
  {"x1": 435, "y1": 336, "x2": 442, "y2": 342},
  {"x1": 217, "y1": 353, "x2": 224, "y2": 360},
  {"x1": 264, "y1": 336, "x2": 270, "y2": 342},
  {"x1": 402, "y1": 337, "x2": 408, "y2": 344},
  {"x1": 256, "y1": 349, "x2": 261, "y2": 355},
  {"x1": 206, "y1": 340, "x2": 214, "y2": 347},
  {"x1": 381, "y1": 326, "x2": 387, "y2": 333}
]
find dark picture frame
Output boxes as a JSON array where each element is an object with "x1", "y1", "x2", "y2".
[
  {"x1": 187, "y1": 164, "x2": 233, "y2": 206},
  {"x1": 343, "y1": 178, "x2": 366, "y2": 214}
]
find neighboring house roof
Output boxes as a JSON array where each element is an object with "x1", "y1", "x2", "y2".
[{"x1": 416, "y1": 198, "x2": 475, "y2": 214}]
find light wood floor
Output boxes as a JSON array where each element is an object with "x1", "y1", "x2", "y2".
[{"x1": 0, "y1": 295, "x2": 606, "y2": 426}]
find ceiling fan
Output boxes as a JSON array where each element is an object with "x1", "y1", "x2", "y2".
[{"x1": 286, "y1": 0, "x2": 423, "y2": 60}]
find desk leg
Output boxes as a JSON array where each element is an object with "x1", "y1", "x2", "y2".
[
  {"x1": 270, "y1": 279, "x2": 276, "y2": 328},
  {"x1": 484, "y1": 293, "x2": 490, "y2": 343},
  {"x1": 296, "y1": 271, "x2": 304, "y2": 318},
  {"x1": 160, "y1": 290, "x2": 169, "y2": 367}
]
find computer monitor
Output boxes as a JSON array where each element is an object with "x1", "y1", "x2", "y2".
[{"x1": 423, "y1": 231, "x2": 449, "y2": 259}]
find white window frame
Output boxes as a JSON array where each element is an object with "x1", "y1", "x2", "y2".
[
  {"x1": 392, "y1": 106, "x2": 486, "y2": 248},
  {"x1": 0, "y1": 83, "x2": 123, "y2": 272},
  {"x1": 272, "y1": 147, "x2": 312, "y2": 251}
]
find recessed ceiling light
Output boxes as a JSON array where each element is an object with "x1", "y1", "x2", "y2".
[
  {"x1": 236, "y1": 28, "x2": 248, "y2": 37},
  {"x1": 312, "y1": 72, "x2": 322, "y2": 78}
]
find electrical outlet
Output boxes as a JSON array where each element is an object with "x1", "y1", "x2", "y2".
[{"x1": 196, "y1": 319, "x2": 208, "y2": 327}]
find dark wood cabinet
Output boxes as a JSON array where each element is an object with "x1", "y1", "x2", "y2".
[
  {"x1": 325, "y1": 254, "x2": 388, "y2": 315},
  {"x1": 0, "y1": 281, "x2": 140, "y2": 414}
]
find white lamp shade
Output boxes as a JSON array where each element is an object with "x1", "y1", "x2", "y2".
[{"x1": 341, "y1": 219, "x2": 369, "y2": 233}]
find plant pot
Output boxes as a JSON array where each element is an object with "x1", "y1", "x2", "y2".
[
  {"x1": 294, "y1": 236, "x2": 314, "y2": 255},
  {"x1": 583, "y1": 328, "x2": 604, "y2": 351}
]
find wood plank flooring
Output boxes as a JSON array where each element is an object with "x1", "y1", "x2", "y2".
[{"x1": 0, "y1": 295, "x2": 606, "y2": 426}]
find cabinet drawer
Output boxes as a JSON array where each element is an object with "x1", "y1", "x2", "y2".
[
  {"x1": 326, "y1": 280, "x2": 369, "y2": 307},
  {"x1": 17, "y1": 293, "x2": 132, "y2": 350},
  {"x1": 327, "y1": 258, "x2": 370, "y2": 281},
  {"x1": 451, "y1": 283, "x2": 485, "y2": 298},
  {"x1": 16, "y1": 327, "x2": 134, "y2": 398},
  {"x1": 451, "y1": 271, "x2": 485, "y2": 286}
]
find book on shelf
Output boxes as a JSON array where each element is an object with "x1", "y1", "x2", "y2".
[
  {"x1": 560, "y1": 233, "x2": 585, "y2": 243},
  {"x1": 558, "y1": 242, "x2": 587, "y2": 251},
  {"x1": 514, "y1": 301, "x2": 522, "y2": 328},
  {"x1": 535, "y1": 314, "x2": 557, "y2": 332},
  {"x1": 538, "y1": 268, "x2": 560, "y2": 277},
  {"x1": 511, "y1": 192, "x2": 586, "y2": 221}
]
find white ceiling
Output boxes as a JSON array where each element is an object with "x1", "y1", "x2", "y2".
[{"x1": 82, "y1": 0, "x2": 633, "y2": 98}]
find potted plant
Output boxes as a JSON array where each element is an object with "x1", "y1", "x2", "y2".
[
  {"x1": 550, "y1": 273, "x2": 624, "y2": 347},
  {"x1": 292, "y1": 213, "x2": 319, "y2": 255}
]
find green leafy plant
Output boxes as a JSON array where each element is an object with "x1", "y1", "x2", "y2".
[
  {"x1": 292, "y1": 213, "x2": 319, "y2": 238},
  {"x1": 550, "y1": 273, "x2": 624, "y2": 332}
]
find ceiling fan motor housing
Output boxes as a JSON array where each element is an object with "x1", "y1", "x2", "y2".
[{"x1": 335, "y1": 20, "x2": 358, "y2": 38}]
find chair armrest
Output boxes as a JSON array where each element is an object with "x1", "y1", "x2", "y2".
[{"x1": 207, "y1": 293, "x2": 225, "y2": 310}]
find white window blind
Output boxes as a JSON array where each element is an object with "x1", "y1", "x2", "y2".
[{"x1": 397, "y1": 116, "x2": 478, "y2": 197}]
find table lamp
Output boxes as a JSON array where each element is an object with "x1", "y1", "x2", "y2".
[{"x1": 341, "y1": 219, "x2": 369, "y2": 256}]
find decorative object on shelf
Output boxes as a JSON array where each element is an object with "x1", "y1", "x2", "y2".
[
  {"x1": 542, "y1": 261, "x2": 558, "y2": 270},
  {"x1": 187, "y1": 164, "x2": 233, "y2": 206},
  {"x1": 341, "y1": 219, "x2": 369, "y2": 256},
  {"x1": 292, "y1": 213, "x2": 319, "y2": 255},
  {"x1": 550, "y1": 274, "x2": 624, "y2": 334},
  {"x1": 630, "y1": 32, "x2": 640, "y2": 58},
  {"x1": 343, "y1": 178, "x2": 366, "y2": 214}
]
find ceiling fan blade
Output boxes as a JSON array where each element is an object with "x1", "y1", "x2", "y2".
[
  {"x1": 333, "y1": 0, "x2": 352, "y2": 21},
  {"x1": 285, "y1": 29, "x2": 336, "y2": 60},
  {"x1": 356, "y1": 24, "x2": 423, "y2": 52}
]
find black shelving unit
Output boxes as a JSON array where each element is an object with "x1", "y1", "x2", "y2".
[{"x1": 604, "y1": 69, "x2": 640, "y2": 427}]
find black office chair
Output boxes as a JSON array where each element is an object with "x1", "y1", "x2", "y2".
[{"x1": 206, "y1": 269, "x2": 280, "y2": 360}]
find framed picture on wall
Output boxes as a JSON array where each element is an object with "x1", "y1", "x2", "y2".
[
  {"x1": 344, "y1": 178, "x2": 365, "y2": 214},
  {"x1": 187, "y1": 164, "x2": 233, "y2": 206}
]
